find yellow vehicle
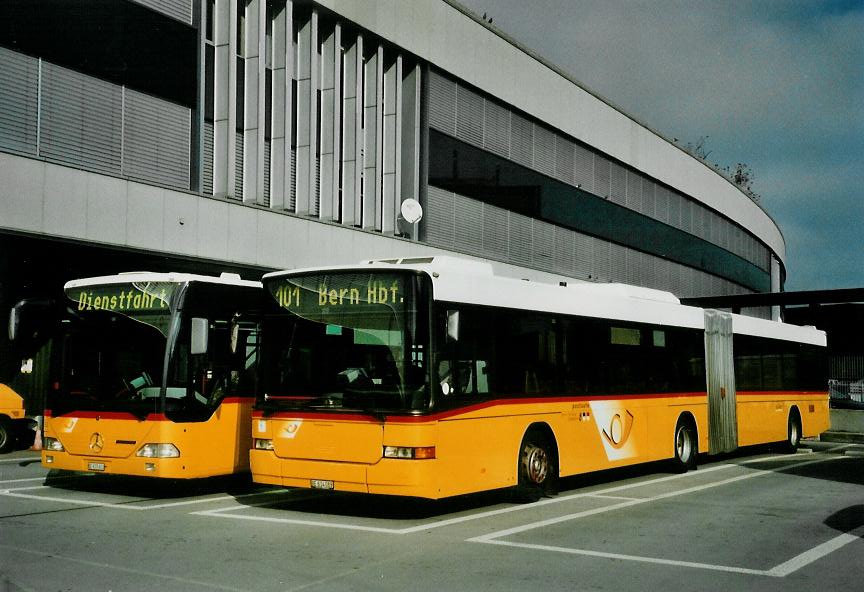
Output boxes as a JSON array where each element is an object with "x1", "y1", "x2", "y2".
[
  {"x1": 13, "y1": 272, "x2": 265, "y2": 478},
  {"x1": 0, "y1": 383, "x2": 34, "y2": 453},
  {"x1": 250, "y1": 257, "x2": 829, "y2": 500}
]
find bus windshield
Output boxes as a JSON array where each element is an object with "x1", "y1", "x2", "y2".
[
  {"x1": 50, "y1": 282, "x2": 178, "y2": 417},
  {"x1": 260, "y1": 271, "x2": 430, "y2": 414}
]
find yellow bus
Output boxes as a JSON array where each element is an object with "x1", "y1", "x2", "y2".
[
  {"x1": 250, "y1": 257, "x2": 829, "y2": 500},
  {"x1": 0, "y1": 383, "x2": 35, "y2": 453},
  {"x1": 11, "y1": 272, "x2": 265, "y2": 478}
]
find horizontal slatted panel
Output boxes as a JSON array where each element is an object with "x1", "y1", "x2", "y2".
[
  {"x1": 481, "y1": 202, "x2": 509, "y2": 259},
  {"x1": 454, "y1": 193, "x2": 484, "y2": 252},
  {"x1": 507, "y1": 211, "x2": 532, "y2": 266},
  {"x1": 609, "y1": 161, "x2": 626, "y2": 205},
  {"x1": 289, "y1": 145, "x2": 296, "y2": 210},
  {"x1": 641, "y1": 178, "x2": 656, "y2": 217},
  {"x1": 202, "y1": 120, "x2": 214, "y2": 194},
  {"x1": 483, "y1": 99, "x2": 510, "y2": 158},
  {"x1": 0, "y1": 48, "x2": 39, "y2": 155},
  {"x1": 40, "y1": 62, "x2": 122, "y2": 175},
  {"x1": 130, "y1": 0, "x2": 193, "y2": 24},
  {"x1": 554, "y1": 135, "x2": 574, "y2": 185},
  {"x1": 626, "y1": 169, "x2": 642, "y2": 210},
  {"x1": 553, "y1": 226, "x2": 575, "y2": 275},
  {"x1": 263, "y1": 138, "x2": 271, "y2": 207},
  {"x1": 533, "y1": 125, "x2": 556, "y2": 177},
  {"x1": 509, "y1": 113, "x2": 533, "y2": 168},
  {"x1": 455, "y1": 85, "x2": 483, "y2": 148},
  {"x1": 425, "y1": 185, "x2": 455, "y2": 247},
  {"x1": 123, "y1": 88, "x2": 190, "y2": 189},
  {"x1": 428, "y1": 71, "x2": 456, "y2": 135},
  {"x1": 574, "y1": 144, "x2": 594, "y2": 192},
  {"x1": 234, "y1": 131, "x2": 244, "y2": 200},
  {"x1": 574, "y1": 232, "x2": 595, "y2": 279},
  {"x1": 532, "y1": 218, "x2": 555, "y2": 270}
]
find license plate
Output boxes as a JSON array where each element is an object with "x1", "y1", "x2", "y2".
[
  {"x1": 310, "y1": 479, "x2": 334, "y2": 490},
  {"x1": 87, "y1": 462, "x2": 106, "y2": 472}
]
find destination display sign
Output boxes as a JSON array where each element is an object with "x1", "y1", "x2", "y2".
[
  {"x1": 66, "y1": 282, "x2": 178, "y2": 314},
  {"x1": 267, "y1": 272, "x2": 408, "y2": 320}
]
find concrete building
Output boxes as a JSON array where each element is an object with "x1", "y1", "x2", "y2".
[{"x1": 0, "y1": 0, "x2": 786, "y2": 323}]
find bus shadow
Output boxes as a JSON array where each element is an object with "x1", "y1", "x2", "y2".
[
  {"x1": 42, "y1": 470, "x2": 261, "y2": 499},
  {"x1": 825, "y1": 505, "x2": 864, "y2": 538}
]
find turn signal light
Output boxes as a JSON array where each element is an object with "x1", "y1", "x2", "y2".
[{"x1": 383, "y1": 446, "x2": 436, "y2": 460}]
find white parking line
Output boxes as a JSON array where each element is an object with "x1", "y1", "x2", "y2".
[
  {"x1": 0, "y1": 456, "x2": 41, "y2": 463},
  {"x1": 468, "y1": 455, "x2": 855, "y2": 578},
  {"x1": 194, "y1": 462, "x2": 741, "y2": 533},
  {"x1": 0, "y1": 486, "x2": 289, "y2": 511}
]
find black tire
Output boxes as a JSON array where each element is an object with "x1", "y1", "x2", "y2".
[
  {"x1": 672, "y1": 417, "x2": 697, "y2": 473},
  {"x1": 0, "y1": 417, "x2": 13, "y2": 454},
  {"x1": 783, "y1": 411, "x2": 802, "y2": 453},
  {"x1": 514, "y1": 430, "x2": 556, "y2": 502}
]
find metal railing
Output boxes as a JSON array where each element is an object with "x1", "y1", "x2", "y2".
[{"x1": 829, "y1": 379, "x2": 864, "y2": 409}]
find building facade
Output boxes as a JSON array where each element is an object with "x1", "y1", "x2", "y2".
[{"x1": 0, "y1": 0, "x2": 785, "y2": 323}]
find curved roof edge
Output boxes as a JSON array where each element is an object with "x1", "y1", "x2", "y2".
[{"x1": 314, "y1": 0, "x2": 786, "y2": 267}]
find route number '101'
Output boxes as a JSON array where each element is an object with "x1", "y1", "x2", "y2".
[{"x1": 274, "y1": 285, "x2": 301, "y2": 308}]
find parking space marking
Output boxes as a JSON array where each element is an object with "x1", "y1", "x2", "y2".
[
  {"x1": 194, "y1": 462, "x2": 742, "y2": 534},
  {"x1": 468, "y1": 455, "x2": 854, "y2": 578},
  {"x1": 0, "y1": 456, "x2": 41, "y2": 464},
  {"x1": 0, "y1": 477, "x2": 51, "y2": 485},
  {"x1": 0, "y1": 485, "x2": 290, "y2": 511}
]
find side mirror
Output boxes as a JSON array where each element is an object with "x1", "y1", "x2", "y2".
[
  {"x1": 446, "y1": 309, "x2": 460, "y2": 343},
  {"x1": 190, "y1": 317, "x2": 209, "y2": 355},
  {"x1": 8, "y1": 303, "x2": 21, "y2": 342}
]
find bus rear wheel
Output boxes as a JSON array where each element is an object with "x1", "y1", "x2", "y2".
[
  {"x1": 672, "y1": 417, "x2": 697, "y2": 473},
  {"x1": 783, "y1": 411, "x2": 802, "y2": 453},
  {"x1": 515, "y1": 431, "x2": 556, "y2": 502}
]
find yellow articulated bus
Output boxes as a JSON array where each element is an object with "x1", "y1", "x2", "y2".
[
  {"x1": 250, "y1": 257, "x2": 829, "y2": 500},
  {"x1": 11, "y1": 272, "x2": 265, "y2": 478}
]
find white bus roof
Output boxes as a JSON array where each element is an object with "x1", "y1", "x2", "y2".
[
  {"x1": 263, "y1": 256, "x2": 826, "y2": 347},
  {"x1": 65, "y1": 271, "x2": 261, "y2": 291}
]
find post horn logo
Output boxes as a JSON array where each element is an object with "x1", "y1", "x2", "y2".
[
  {"x1": 601, "y1": 410, "x2": 635, "y2": 449},
  {"x1": 89, "y1": 432, "x2": 104, "y2": 453}
]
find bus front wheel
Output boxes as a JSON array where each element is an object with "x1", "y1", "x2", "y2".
[
  {"x1": 0, "y1": 417, "x2": 13, "y2": 454},
  {"x1": 515, "y1": 430, "x2": 557, "y2": 502},
  {"x1": 672, "y1": 417, "x2": 697, "y2": 473}
]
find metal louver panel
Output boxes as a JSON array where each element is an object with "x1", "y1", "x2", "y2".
[
  {"x1": 234, "y1": 132, "x2": 243, "y2": 200},
  {"x1": 507, "y1": 212, "x2": 532, "y2": 266},
  {"x1": 202, "y1": 120, "x2": 214, "y2": 194},
  {"x1": 40, "y1": 62, "x2": 122, "y2": 175},
  {"x1": 554, "y1": 135, "x2": 574, "y2": 185},
  {"x1": 0, "y1": 48, "x2": 38, "y2": 155},
  {"x1": 594, "y1": 156, "x2": 610, "y2": 199},
  {"x1": 289, "y1": 145, "x2": 296, "y2": 211},
  {"x1": 481, "y1": 203, "x2": 509, "y2": 259},
  {"x1": 123, "y1": 88, "x2": 190, "y2": 189},
  {"x1": 509, "y1": 113, "x2": 533, "y2": 168},
  {"x1": 455, "y1": 86, "x2": 483, "y2": 148},
  {"x1": 609, "y1": 162, "x2": 626, "y2": 205},
  {"x1": 654, "y1": 186, "x2": 669, "y2": 224},
  {"x1": 593, "y1": 239, "x2": 610, "y2": 282},
  {"x1": 454, "y1": 193, "x2": 483, "y2": 252},
  {"x1": 263, "y1": 139, "x2": 271, "y2": 208},
  {"x1": 483, "y1": 99, "x2": 510, "y2": 158},
  {"x1": 574, "y1": 232, "x2": 594, "y2": 279},
  {"x1": 573, "y1": 144, "x2": 594, "y2": 192},
  {"x1": 533, "y1": 125, "x2": 556, "y2": 177},
  {"x1": 425, "y1": 185, "x2": 455, "y2": 247},
  {"x1": 641, "y1": 178, "x2": 656, "y2": 217},
  {"x1": 626, "y1": 169, "x2": 642, "y2": 211},
  {"x1": 553, "y1": 226, "x2": 575, "y2": 275},
  {"x1": 428, "y1": 71, "x2": 456, "y2": 135},
  {"x1": 532, "y1": 218, "x2": 555, "y2": 269},
  {"x1": 130, "y1": 0, "x2": 193, "y2": 25}
]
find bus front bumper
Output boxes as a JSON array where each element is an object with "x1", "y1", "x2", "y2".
[{"x1": 250, "y1": 449, "x2": 439, "y2": 498}]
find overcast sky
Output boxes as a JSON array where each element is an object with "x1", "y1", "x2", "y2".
[{"x1": 455, "y1": 0, "x2": 863, "y2": 291}]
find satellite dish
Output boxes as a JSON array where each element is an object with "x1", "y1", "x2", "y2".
[{"x1": 400, "y1": 199, "x2": 423, "y2": 224}]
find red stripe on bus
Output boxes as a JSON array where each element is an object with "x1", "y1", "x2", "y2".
[
  {"x1": 221, "y1": 397, "x2": 255, "y2": 404},
  {"x1": 44, "y1": 410, "x2": 169, "y2": 421},
  {"x1": 252, "y1": 392, "x2": 711, "y2": 423}
]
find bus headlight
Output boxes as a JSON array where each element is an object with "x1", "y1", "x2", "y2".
[
  {"x1": 43, "y1": 437, "x2": 64, "y2": 452},
  {"x1": 254, "y1": 438, "x2": 274, "y2": 450},
  {"x1": 136, "y1": 443, "x2": 180, "y2": 458},
  {"x1": 383, "y1": 446, "x2": 436, "y2": 460}
]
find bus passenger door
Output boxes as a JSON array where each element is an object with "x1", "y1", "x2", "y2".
[{"x1": 704, "y1": 310, "x2": 738, "y2": 454}]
